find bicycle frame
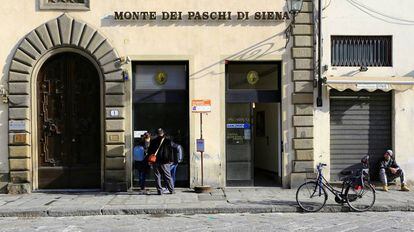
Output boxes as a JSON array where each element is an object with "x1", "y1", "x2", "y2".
[
  {"x1": 297, "y1": 157, "x2": 376, "y2": 212},
  {"x1": 312, "y1": 164, "x2": 352, "y2": 202}
]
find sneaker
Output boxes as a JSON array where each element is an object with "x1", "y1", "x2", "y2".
[
  {"x1": 383, "y1": 185, "x2": 389, "y2": 192},
  {"x1": 157, "y1": 190, "x2": 163, "y2": 195},
  {"x1": 401, "y1": 184, "x2": 410, "y2": 191},
  {"x1": 162, "y1": 187, "x2": 169, "y2": 194},
  {"x1": 170, "y1": 190, "x2": 176, "y2": 194}
]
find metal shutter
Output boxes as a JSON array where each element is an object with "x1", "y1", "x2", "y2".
[{"x1": 330, "y1": 90, "x2": 392, "y2": 181}]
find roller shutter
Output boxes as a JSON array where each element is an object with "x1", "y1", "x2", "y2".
[{"x1": 330, "y1": 90, "x2": 392, "y2": 181}]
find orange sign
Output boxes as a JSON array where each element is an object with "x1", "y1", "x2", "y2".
[
  {"x1": 191, "y1": 99, "x2": 211, "y2": 113},
  {"x1": 13, "y1": 134, "x2": 27, "y2": 144}
]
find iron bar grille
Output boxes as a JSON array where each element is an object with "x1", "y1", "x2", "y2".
[{"x1": 331, "y1": 36, "x2": 392, "y2": 67}]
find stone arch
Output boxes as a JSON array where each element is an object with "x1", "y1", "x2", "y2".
[{"x1": 7, "y1": 14, "x2": 127, "y2": 193}]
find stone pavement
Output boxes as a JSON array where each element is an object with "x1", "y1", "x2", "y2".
[
  {"x1": 0, "y1": 186, "x2": 413, "y2": 217},
  {"x1": 1, "y1": 212, "x2": 414, "y2": 232}
]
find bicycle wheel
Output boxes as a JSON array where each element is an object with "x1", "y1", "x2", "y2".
[
  {"x1": 346, "y1": 181, "x2": 376, "y2": 212},
  {"x1": 296, "y1": 181, "x2": 328, "y2": 212}
]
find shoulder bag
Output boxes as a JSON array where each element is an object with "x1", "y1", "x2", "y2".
[{"x1": 147, "y1": 138, "x2": 165, "y2": 164}]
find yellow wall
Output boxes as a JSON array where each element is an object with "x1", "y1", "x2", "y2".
[{"x1": 0, "y1": 0, "x2": 295, "y2": 187}]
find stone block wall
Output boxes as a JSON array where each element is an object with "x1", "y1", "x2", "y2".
[
  {"x1": 7, "y1": 14, "x2": 126, "y2": 193},
  {"x1": 290, "y1": 0, "x2": 315, "y2": 188}
]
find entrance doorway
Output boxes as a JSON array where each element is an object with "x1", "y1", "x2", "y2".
[
  {"x1": 132, "y1": 61, "x2": 189, "y2": 187},
  {"x1": 225, "y1": 62, "x2": 281, "y2": 186},
  {"x1": 37, "y1": 52, "x2": 101, "y2": 189}
]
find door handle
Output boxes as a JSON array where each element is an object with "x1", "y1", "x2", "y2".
[{"x1": 266, "y1": 136, "x2": 269, "y2": 145}]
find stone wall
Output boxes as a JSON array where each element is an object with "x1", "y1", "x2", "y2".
[
  {"x1": 7, "y1": 14, "x2": 126, "y2": 193},
  {"x1": 290, "y1": 0, "x2": 315, "y2": 188}
]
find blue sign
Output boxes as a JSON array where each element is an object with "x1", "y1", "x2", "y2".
[
  {"x1": 226, "y1": 123, "x2": 250, "y2": 129},
  {"x1": 196, "y1": 139, "x2": 205, "y2": 152}
]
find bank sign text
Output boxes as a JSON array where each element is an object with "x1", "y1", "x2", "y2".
[{"x1": 113, "y1": 11, "x2": 290, "y2": 21}]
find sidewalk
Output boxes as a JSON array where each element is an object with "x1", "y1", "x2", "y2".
[{"x1": 0, "y1": 186, "x2": 413, "y2": 217}]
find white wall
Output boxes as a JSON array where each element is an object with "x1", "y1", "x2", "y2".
[
  {"x1": 254, "y1": 103, "x2": 279, "y2": 173},
  {"x1": 394, "y1": 90, "x2": 414, "y2": 184},
  {"x1": 323, "y1": 0, "x2": 414, "y2": 77},
  {"x1": 316, "y1": 0, "x2": 414, "y2": 182}
]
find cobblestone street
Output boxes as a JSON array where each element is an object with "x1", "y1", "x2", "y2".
[
  {"x1": 0, "y1": 212, "x2": 413, "y2": 232},
  {"x1": 0, "y1": 187, "x2": 413, "y2": 217}
]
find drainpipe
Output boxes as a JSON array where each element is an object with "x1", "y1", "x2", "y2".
[{"x1": 316, "y1": 0, "x2": 323, "y2": 107}]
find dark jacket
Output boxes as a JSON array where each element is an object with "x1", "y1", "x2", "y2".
[
  {"x1": 380, "y1": 158, "x2": 400, "y2": 170},
  {"x1": 148, "y1": 136, "x2": 174, "y2": 164},
  {"x1": 171, "y1": 142, "x2": 183, "y2": 164}
]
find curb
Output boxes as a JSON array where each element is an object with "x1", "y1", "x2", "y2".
[{"x1": 0, "y1": 205, "x2": 412, "y2": 217}]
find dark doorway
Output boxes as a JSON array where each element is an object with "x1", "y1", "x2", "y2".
[
  {"x1": 37, "y1": 52, "x2": 101, "y2": 189},
  {"x1": 225, "y1": 61, "x2": 282, "y2": 186},
  {"x1": 132, "y1": 61, "x2": 189, "y2": 188}
]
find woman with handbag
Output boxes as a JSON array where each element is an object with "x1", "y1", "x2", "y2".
[{"x1": 147, "y1": 128, "x2": 175, "y2": 195}]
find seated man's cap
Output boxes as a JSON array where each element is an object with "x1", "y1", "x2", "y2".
[{"x1": 385, "y1": 150, "x2": 393, "y2": 157}]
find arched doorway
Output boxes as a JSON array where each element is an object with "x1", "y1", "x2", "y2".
[
  {"x1": 7, "y1": 14, "x2": 126, "y2": 194},
  {"x1": 37, "y1": 52, "x2": 101, "y2": 189}
]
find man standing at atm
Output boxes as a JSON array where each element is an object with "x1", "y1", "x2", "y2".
[{"x1": 148, "y1": 128, "x2": 175, "y2": 195}]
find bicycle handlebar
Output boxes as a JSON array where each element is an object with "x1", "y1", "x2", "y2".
[{"x1": 316, "y1": 163, "x2": 327, "y2": 171}]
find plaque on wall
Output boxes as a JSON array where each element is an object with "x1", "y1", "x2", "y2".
[
  {"x1": 9, "y1": 120, "x2": 27, "y2": 131},
  {"x1": 38, "y1": 0, "x2": 90, "y2": 10}
]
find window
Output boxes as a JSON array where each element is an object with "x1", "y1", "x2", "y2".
[
  {"x1": 227, "y1": 62, "x2": 279, "y2": 90},
  {"x1": 331, "y1": 36, "x2": 392, "y2": 67},
  {"x1": 134, "y1": 63, "x2": 187, "y2": 91}
]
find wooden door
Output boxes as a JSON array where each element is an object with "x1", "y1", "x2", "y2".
[{"x1": 37, "y1": 53, "x2": 101, "y2": 189}]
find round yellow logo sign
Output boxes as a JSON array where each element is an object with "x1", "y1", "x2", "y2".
[
  {"x1": 155, "y1": 71, "x2": 168, "y2": 85},
  {"x1": 246, "y1": 71, "x2": 259, "y2": 85}
]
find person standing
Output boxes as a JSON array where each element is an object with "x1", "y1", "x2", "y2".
[
  {"x1": 148, "y1": 128, "x2": 175, "y2": 195},
  {"x1": 133, "y1": 133, "x2": 151, "y2": 191},
  {"x1": 170, "y1": 140, "x2": 183, "y2": 187},
  {"x1": 380, "y1": 149, "x2": 410, "y2": 192}
]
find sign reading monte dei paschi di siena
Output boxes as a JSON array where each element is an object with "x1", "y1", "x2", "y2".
[{"x1": 113, "y1": 11, "x2": 290, "y2": 21}]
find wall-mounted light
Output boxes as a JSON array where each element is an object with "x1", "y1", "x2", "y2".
[
  {"x1": 287, "y1": 0, "x2": 304, "y2": 15},
  {"x1": 119, "y1": 56, "x2": 131, "y2": 65},
  {"x1": 285, "y1": 0, "x2": 304, "y2": 47},
  {"x1": 115, "y1": 56, "x2": 131, "y2": 68}
]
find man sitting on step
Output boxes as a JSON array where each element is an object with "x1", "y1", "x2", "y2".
[{"x1": 380, "y1": 150, "x2": 410, "y2": 192}]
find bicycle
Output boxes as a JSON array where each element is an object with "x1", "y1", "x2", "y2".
[{"x1": 296, "y1": 156, "x2": 376, "y2": 212}]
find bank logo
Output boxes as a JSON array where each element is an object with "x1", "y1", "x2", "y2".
[
  {"x1": 247, "y1": 71, "x2": 259, "y2": 85},
  {"x1": 155, "y1": 71, "x2": 168, "y2": 85}
]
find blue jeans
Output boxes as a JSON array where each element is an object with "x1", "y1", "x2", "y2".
[
  {"x1": 170, "y1": 163, "x2": 178, "y2": 187},
  {"x1": 135, "y1": 161, "x2": 148, "y2": 190},
  {"x1": 380, "y1": 168, "x2": 406, "y2": 185},
  {"x1": 138, "y1": 170, "x2": 146, "y2": 190}
]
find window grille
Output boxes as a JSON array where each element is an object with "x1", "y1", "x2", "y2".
[{"x1": 331, "y1": 36, "x2": 392, "y2": 67}]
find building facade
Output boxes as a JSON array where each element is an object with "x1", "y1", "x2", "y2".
[
  {"x1": 314, "y1": 0, "x2": 414, "y2": 184},
  {"x1": 0, "y1": 0, "x2": 317, "y2": 193}
]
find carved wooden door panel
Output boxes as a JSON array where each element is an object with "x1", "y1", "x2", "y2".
[{"x1": 37, "y1": 53, "x2": 101, "y2": 189}]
